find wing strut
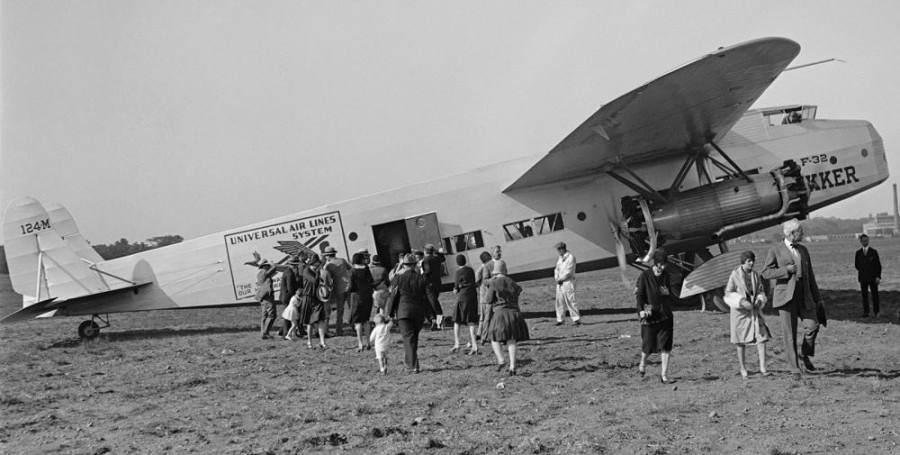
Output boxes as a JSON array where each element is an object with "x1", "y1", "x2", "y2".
[
  {"x1": 607, "y1": 165, "x2": 667, "y2": 205},
  {"x1": 708, "y1": 141, "x2": 752, "y2": 182}
]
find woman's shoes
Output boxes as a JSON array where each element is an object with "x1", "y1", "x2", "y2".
[
  {"x1": 496, "y1": 362, "x2": 506, "y2": 372},
  {"x1": 508, "y1": 368, "x2": 517, "y2": 377},
  {"x1": 356, "y1": 346, "x2": 364, "y2": 353},
  {"x1": 467, "y1": 348, "x2": 478, "y2": 356},
  {"x1": 760, "y1": 370, "x2": 772, "y2": 377},
  {"x1": 740, "y1": 370, "x2": 749, "y2": 380},
  {"x1": 659, "y1": 375, "x2": 670, "y2": 384},
  {"x1": 319, "y1": 343, "x2": 327, "y2": 350},
  {"x1": 450, "y1": 346, "x2": 460, "y2": 354},
  {"x1": 638, "y1": 366, "x2": 646, "y2": 378},
  {"x1": 307, "y1": 343, "x2": 313, "y2": 349}
]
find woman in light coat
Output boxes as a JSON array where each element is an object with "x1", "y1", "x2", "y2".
[{"x1": 724, "y1": 250, "x2": 771, "y2": 379}]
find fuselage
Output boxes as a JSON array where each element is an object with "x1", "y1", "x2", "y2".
[{"x1": 42, "y1": 105, "x2": 888, "y2": 316}]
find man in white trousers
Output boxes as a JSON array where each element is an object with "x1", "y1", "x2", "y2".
[{"x1": 554, "y1": 242, "x2": 581, "y2": 326}]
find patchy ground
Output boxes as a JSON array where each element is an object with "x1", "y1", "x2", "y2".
[{"x1": 1, "y1": 239, "x2": 899, "y2": 454}]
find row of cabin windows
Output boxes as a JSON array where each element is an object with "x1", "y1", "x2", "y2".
[{"x1": 439, "y1": 212, "x2": 565, "y2": 255}]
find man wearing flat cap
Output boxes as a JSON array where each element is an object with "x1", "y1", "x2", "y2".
[
  {"x1": 387, "y1": 253, "x2": 443, "y2": 373},
  {"x1": 553, "y1": 241, "x2": 581, "y2": 326},
  {"x1": 256, "y1": 259, "x2": 280, "y2": 339}
]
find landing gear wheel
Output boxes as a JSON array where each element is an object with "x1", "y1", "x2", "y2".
[{"x1": 78, "y1": 320, "x2": 101, "y2": 339}]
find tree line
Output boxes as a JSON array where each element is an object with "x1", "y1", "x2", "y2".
[{"x1": 0, "y1": 235, "x2": 183, "y2": 274}]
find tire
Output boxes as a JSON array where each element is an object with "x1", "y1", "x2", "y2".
[{"x1": 77, "y1": 320, "x2": 100, "y2": 339}]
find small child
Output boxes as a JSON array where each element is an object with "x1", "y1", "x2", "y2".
[
  {"x1": 369, "y1": 313, "x2": 393, "y2": 374},
  {"x1": 282, "y1": 289, "x2": 302, "y2": 341}
]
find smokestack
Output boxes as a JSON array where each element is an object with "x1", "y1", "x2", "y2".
[{"x1": 894, "y1": 183, "x2": 899, "y2": 236}]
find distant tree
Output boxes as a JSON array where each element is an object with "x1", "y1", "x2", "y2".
[
  {"x1": 92, "y1": 235, "x2": 184, "y2": 260},
  {"x1": 0, "y1": 245, "x2": 7, "y2": 274}
]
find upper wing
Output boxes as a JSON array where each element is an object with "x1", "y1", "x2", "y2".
[{"x1": 505, "y1": 37, "x2": 800, "y2": 191}]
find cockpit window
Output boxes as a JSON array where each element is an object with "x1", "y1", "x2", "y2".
[{"x1": 763, "y1": 105, "x2": 818, "y2": 126}]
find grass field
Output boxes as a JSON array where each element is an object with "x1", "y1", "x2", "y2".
[{"x1": 1, "y1": 238, "x2": 898, "y2": 454}]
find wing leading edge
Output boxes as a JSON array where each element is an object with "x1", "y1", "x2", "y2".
[{"x1": 506, "y1": 37, "x2": 801, "y2": 191}]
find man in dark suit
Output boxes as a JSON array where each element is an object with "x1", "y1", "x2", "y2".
[
  {"x1": 761, "y1": 219, "x2": 823, "y2": 378},
  {"x1": 387, "y1": 253, "x2": 443, "y2": 373},
  {"x1": 421, "y1": 244, "x2": 446, "y2": 330},
  {"x1": 854, "y1": 234, "x2": 882, "y2": 317}
]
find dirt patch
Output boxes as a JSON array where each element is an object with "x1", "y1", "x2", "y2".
[{"x1": 1, "y1": 239, "x2": 899, "y2": 453}]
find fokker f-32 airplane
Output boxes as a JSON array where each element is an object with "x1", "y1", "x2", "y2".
[{"x1": 2, "y1": 37, "x2": 888, "y2": 338}]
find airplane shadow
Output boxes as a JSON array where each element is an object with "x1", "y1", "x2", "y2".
[{"x1": 48, "y1": 326, "x2": 256, "y2": 347}]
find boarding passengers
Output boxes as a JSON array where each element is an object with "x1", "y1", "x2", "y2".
[
  {"x1": 348, "y1": 252, "x2": 375, "y2": 351},
  {"x1": 450, "y1": 254, "x2": 479, "y2": 355},
  {"x1": 323, "y1": 246, "x2": 352, "y2": 336},
  {"x1": 387, "y1": 253, "x2": 443, "y2": 373}
]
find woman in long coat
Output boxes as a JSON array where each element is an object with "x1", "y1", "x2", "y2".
[
  {"x1": 349, "y1": 252, "x2": 375, "y2": 352},
  {"x1": 485, "y1": 261, "x2": 529, "y2": 376},
  {"x1": 451, "y1": 254, "x2": 479, "y2": 355},
  {"x1": 299, "y1": 255, "x2": 328, "y2": 349},
  {"x1": 636, "y1": 250, "x2": 675, "y2": 383},
  {"x1": 724, "y1": 250, "x2": 771, "y2": 379},
  {"x1": 475, "y1": 251, "x2": 494, "y2": 345}
]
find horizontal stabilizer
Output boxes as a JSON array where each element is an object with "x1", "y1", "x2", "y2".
[
  {"x1": 0, "y1": 282, "x2": 153, "y2": 324},
  {"x1": 0, "y1": 298, "x2": 59, "y2": 324},
  {"x1": 679, "y1": 251, "x2": 745, "y2": 298}
]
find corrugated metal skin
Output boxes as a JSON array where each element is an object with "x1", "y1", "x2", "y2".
[{"x1": 655, "y1": 179, "x2": 782, "y2": 237}]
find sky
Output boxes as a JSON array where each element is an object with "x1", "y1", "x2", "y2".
[{"x1": 2, "y1": 1, "x2": 899, "y2": 245}]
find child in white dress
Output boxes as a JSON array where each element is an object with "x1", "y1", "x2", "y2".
[
  {"x1": 282, "y1": 289, "x2": 302, "y2": 341},
  {"x1": 369, "y1": 313, "x2": 393, "y2": 374}
]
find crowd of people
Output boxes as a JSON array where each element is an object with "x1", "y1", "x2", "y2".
[
  {"x1": 254, "y1": 219, "x2": 884, "y2": 380},
  {"x1": 254, "y1": 242, "x2": 530, "y2": 375}
]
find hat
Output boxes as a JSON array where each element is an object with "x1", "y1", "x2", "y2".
[
  {"x1": 651, "y1": 249, "x2": 667, "y2": 265},
  {"x1": 402, "y1": 253, "x2": 418, "y2": 265},
  {"x1": 424, "y1": 244, "x2": 435, "y2": 253},
  {"x1": 257, "y1": 259, "x2": 271, "y2": 268},
  {"x1": 554, "y1": 241, "x2": 567, "y2": 250},
  {"x1": 287, "y1": 255, "x2": 301, "y2": 265},
  {"x1": 323, "y1": 246, "x2": 337, "y2": 256},
  {"x1": 357, "y1": 248, "x2": 370, "y2": 254},
  {"x1": 371, "y1": 254, "x2": 381, "y2": 265}
]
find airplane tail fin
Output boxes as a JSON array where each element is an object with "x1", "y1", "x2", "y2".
[
  {"x1": 44, "y1": 202, "x2": 106, "y2": 264},
  {"x1": 3, "y1": 197, "x2": 110, "y2": 306}
]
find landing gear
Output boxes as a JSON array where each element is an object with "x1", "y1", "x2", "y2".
[
  {"x1": 76, "y1": 314, "x2": 110, "y2": 339},
  {"x1": 77, "y1": 320, "x2": 100, "y2": 339}
]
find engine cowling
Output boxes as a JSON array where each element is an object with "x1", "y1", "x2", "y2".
[{"x1": 621, "y1": 160, "x2": 808, "y2": 256}]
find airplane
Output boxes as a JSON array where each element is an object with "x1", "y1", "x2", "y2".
[{"x1": 1, "y1": 37, "x2": 888, "y2": 338}]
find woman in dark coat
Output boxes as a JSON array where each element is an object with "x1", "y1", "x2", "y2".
[
  {"x1": 486, "y1": 261, "x2": 529, "y2": 376},
  {"x1": 299, "y1": 255, "x2": 328, "y2": 349},
  {"x1": 349, "y1": 252, "x2": 375, "y2": 352},
  {"x1": 636, "y1": 250, "x2": 675, "y2": 383},
  {"x1": 451, "y1": 254, "x2": 480, "y2": 355}
]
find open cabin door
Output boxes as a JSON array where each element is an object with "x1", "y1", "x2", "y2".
[{"x1": 372, "y1": 212, "x2": 445, "y2": 274}]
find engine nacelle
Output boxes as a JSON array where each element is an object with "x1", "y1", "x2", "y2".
[{"x1": 622, "y1": 160, "x2": 808, "y2": 255}]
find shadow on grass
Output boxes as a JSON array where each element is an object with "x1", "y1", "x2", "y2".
[
  {"x1": 819, "y1": 367, "x2": 900, "y2": 380},
  {"x1": 521, "y1": 307, "x2": 636, "y2": 319},
  {"x1": 48, "y1": 326, "x2": 255, "y2": 348}
]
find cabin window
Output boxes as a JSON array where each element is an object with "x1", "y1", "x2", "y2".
[
  {"x1": 503, "y1": 213, "x2": 565, "y2": 242},
  {"x1": 441, "y1": 230, "x2": 485, "y2": 254}
]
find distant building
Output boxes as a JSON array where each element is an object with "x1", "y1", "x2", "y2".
[{"x1": 863, "y1": 212, "x2": 897, "y2": 237}]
